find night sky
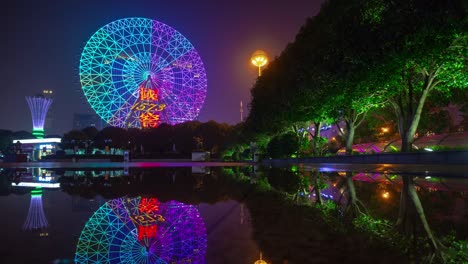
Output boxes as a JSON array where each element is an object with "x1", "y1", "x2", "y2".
[{"x1": 1, "y1": 0, "x2": 323, "y2": 135}]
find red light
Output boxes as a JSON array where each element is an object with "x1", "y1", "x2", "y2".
[
  {"x1": 139, "y1": 87, "x2": 158, "y2": 101},
  {"x1": 139, "y1": 198, "x2": 160, "y2": 213},
  {"x1": 140, "y1": 112, "x2": 160, "y2": 128},
  {"x1": 138, "y1": 225, "x2": 158, "y2": 240}
]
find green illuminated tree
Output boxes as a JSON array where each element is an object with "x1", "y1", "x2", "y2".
[
  {"x1": 364, "y1": 0, "x2": 467, "y2": 151},
  {"x1": 292, "y1": 0, "x2": 388, "y2": 155},
  {"x1": 246, "y1": 47, "x2": 299, "y2": 136},
  {"x1": 247, "y1": 0, "x2": 467, "y2": 156}
]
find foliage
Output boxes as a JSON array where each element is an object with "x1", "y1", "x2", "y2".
[
  {"x1": 93, "y1": 127, "x2": 129, "y2": 150},
  {"x1": 245, "y1": 47, "x2": 299, "y2": 136},
  {"x1": 266, "y1": 132, "x2": 300, "y2": 159},
  {"x1": 315, "y1": 201, "x2": 343, "y2": 232},
  {"x1": 60, "y1": 120, "x2": 238, "y2": 158},
  {"x1": 353, "y1": 214, "x2": 393, "y2": 240},
  {"x1": 81, "y1": 126, "x2": 99, "y2": 140},
  {"x1": 245, "y1": 0, "x2": 467, "y2": 156},
  {"x1": 0, "y1": 130, "x2": 12, "y2": 154},
  {"x1": 61, "y1": 130, "x2": 89, "y2": 150},
  {"x1": 255, "y1": 176, "x2": 272, "y2": 192},
  {"x1": 352, "y1": 214, "x2": 420, "y2": 257},
  {"x1": 11, "y1": 130, "x2": 34, "y2": 140},
  {"x1": 297, "y1": 131, "x2": 312, "y2": 157},
  {"x1": 313, "y1": 173, "x2": 328, "y2": 190},
  {"x1": 265, "y1": 168, "x2": 303, "y2": 195},
  {"x1": 195, "y1": 121, "x2": 232, "y2": 154},
  {"x1": 442, "y1": 234, "x2": 468, "y2": 264},
  {"x1": 310, "y1": 136, "x2": 328, "y2": 157},
  {"x1": 361, "y1": 0, "x2": 387, "y2": 25},
  {"x1": 369, "y1": 0, "x2": 468, "y2": 151}
]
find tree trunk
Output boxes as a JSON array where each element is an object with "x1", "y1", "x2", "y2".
[
  {"x1": 400, "y1": 131, "x2": 411, "y2": 152},
  {"x1": 311, "y1": 121, "x2": 322, "y2": 156},
  {"x1": 345, "y1": 171, "x2": 362, "y2": 218},
  {"x1": 313, "y1": 171, "x2": 323, "y2": 205},
  {"x1": 396, "y1": 175, "x2": 441, "y2": 253},
  {"x1": 345, "y1": 123, "x2": 355, "y2": 155},
  {"x1": 396, "y1": 175, "x2": 415, "y2": 234},
  {"x1": 393, "y1": 72, "x2": 435, "y2": 152}
]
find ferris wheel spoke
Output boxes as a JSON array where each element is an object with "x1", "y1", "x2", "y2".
[
  {"x1": 149, "y1": 47, "x2": 195, "y2": 76},
  {"x1": 149, "y1": 204, "x2": 191, "y2": 247},
  {"x1": 80, "y1": 17, "x2": 206, "y2": 128}
]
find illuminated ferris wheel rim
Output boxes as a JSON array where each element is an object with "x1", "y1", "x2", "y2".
[{"x1": 79, "y1": 17, "x2": 207, "y2": 128}]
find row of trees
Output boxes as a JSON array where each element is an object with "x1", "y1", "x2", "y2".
[
  {"x1": 0, "y1": 130, "x2": 37, "y2": 154},
  {"x1": 245, "y1": 0, "x2": 467, "y2": 154},
  {"x1": 61, "y1": 121, "x2": 238, "y2": 158}
]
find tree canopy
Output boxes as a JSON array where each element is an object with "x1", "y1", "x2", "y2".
[{"x1": 245, "y1": 0, "x2": 467, "y2": 153}]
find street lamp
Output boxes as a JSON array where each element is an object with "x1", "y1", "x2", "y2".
[
  {"x1": 382, "y1": 191, "x2": 390, "y2": 199},
  {"x1": 251, "y1": 50, "x2": 268, "y2": 77},
  {"x1": 254, "y1": 252, "x2": 267, "y2": 264}
]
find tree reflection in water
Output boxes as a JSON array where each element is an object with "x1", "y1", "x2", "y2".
[
  {"x1": 1, "y1": 167, "x2": 465, "y2": 263},
  {"x1": 396, "y1": 175, "x2": 445, "y2": 262},
  {"x1": 304, "y1": 169, "x2": 467, "y2": 263}
]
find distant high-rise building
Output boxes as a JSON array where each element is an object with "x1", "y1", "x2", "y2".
[
  {"x1": 26, "y1": 95, "x2": 53, "y2": 138},
  {"x1": 73, "y1": 113, "x2": 102, "y2": 130},
  {"x1": 42, "y1": 90, "x2": 54, "y2": 134}
]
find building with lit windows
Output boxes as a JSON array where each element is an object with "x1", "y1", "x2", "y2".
[{"x1": 12, "y1": 138, "x2": 61, "y2": 161}]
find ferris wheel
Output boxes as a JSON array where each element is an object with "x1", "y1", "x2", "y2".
[
  {"x1": 75, "y1": 197, "x2": 207, "y2": 263},
  {"x1": 79, "y1": 18, "x2": 207, "y2": 128}
]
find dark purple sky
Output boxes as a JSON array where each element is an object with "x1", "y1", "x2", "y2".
[{"x1": 1, "y1": 0, "x2": 323, "y2": 135}]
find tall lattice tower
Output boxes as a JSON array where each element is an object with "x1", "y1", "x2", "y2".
[{"x1": 26, "y1": 95, "x2": 53, "y2": 138}]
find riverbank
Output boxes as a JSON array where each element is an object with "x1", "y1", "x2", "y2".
[
  {"x1": 263, "y1": 150, "x2": 467, "y2": 165},
  {"x1": 0, "y1": 160, "x2": 249, "y2": 169}
]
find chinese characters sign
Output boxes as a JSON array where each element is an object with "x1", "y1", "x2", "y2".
[{"x1": 135, "y1": 87, "x2": 167, "y2": 128}]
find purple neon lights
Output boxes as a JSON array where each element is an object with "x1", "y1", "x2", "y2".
[
  {"x1": 75, "y1": 197, "x2": 207, "y2": 263},
  {"x1": 23, "y1": 189, "x2": 48, "y2": 231},
  {"x1": 26, "y1": 96, "x2": 53, "y2": 131}
]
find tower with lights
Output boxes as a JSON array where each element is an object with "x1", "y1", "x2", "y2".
[
  {"x1": 23, "y1": 187, "x2": 49, "y2": 233},
  {"x1": 26, "y1": 95, "x2": 53, "y2": 138}
]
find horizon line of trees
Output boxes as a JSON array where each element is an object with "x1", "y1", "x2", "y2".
[{"x1": 59, "y1": 120, "x2": 239, "y2": 158}]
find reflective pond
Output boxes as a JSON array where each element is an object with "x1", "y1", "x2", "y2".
[{"x1": 0, "y1": 165, "x2": 466, "y2": 263}]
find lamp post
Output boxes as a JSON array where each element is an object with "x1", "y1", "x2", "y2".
[
  {"x1": 254, "y1": 252, "x2": 267, "y2": 264},
  {"x1": 251, "y1": 50, "x2": 268, "y2": 77}
]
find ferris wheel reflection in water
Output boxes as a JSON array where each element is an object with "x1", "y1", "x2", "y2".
[{"x1": 75, "y1": 196, "x2": 207, "y2": 264}]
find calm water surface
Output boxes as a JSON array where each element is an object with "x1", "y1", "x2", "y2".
[{"x1": 0, "y1": 165, "x2": 466, "y2": 263}]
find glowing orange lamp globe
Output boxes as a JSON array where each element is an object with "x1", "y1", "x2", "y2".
[{"x1": 251, "y1": 50, "x2": 268, "y2": 76}]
